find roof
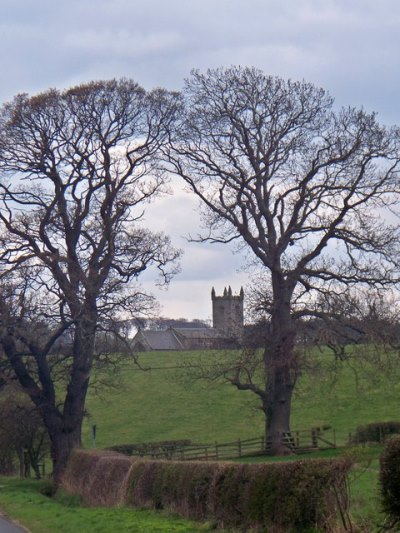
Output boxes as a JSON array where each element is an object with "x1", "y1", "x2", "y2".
[
  {"x1": 173, "y1": 327, "x2": 225, "y2": 339},
  {"x1": 133, "y1": 329, "x2": 183, "y2": 350},
  {"x1": 132, "y1": 326, "x2": 237, "y2": 351}
]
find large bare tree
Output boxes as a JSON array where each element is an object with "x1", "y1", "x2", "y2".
[
  {"x1": 0, "y1": 79, "x2": 181, "y2": 479},
  {"x1": 166, "y1": 67, "x2": 400, "y2": 454}
]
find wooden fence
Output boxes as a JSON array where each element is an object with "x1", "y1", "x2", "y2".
[{"x1": 131, "y1": 427, "x2": 336, "y2": 462}]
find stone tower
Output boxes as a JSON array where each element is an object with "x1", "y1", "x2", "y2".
[{"x1": 211, "y1": 286, "x2": 244, "y2": 336}]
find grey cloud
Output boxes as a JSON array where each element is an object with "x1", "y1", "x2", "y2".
[{"x1": 1, "y1": 0, "x2": 400, "y2": 317}]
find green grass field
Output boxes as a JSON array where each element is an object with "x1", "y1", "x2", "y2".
[
  {"x1": 79, "y1": 348, "x2": 398, "y2": 531},
  {"x1": 2, "y1": 348, "x2": 399, "y2": 532},
  {"x1": 82, "y1": 349, "x2": 400, "y2": 448}
]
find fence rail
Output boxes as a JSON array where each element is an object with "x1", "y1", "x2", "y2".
[{"x1": 130, "y1": 427, "x2": 336, "y2": 462}]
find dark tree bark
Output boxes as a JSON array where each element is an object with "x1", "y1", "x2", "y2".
[
  {"x1": 167, "y1": 67, "x2": 400, "y2": 454},
  {"x1": 0, "y1": 80, "x2": 181, "y2": 480},
  {"x1": 264, "y1": 291, "x2": 297, "y2": 454}
]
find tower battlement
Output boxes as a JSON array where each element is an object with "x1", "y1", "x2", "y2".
[{"x1": 211, "y1": 286, "x2": 244, "y2": 335}]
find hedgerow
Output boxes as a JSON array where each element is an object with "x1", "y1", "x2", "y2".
[
  {"x1": 352, "y1": 421, "x2": 400, "y2": 444},
  {"x1": 107, "y1": 439, "x2": 192, "y2": 456},
  {"x1": 62, "y1": 449, "x2": 352, "y2": 531},
  {"x1": 380, "y1": 436, "x2": 400, "y2": 527},
  {"x1": 62, "y1": 449, "x2": 133, "y2": 506}
]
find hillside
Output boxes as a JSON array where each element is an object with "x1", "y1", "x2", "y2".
[{"x1": 82, "y1": 349, "x2": 400, "y2": 449}]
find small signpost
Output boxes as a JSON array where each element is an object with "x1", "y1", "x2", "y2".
[{"x1": 92, "y1": 424, "x2": 97, "y2": 448}]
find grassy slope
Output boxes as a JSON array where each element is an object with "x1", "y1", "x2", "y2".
[
  {"x1": 79, "y1": 349, "x2": 398, "y2": 531},
  {"x1": 82, "y1": 349, "x2": 400, "y2": 448},
  {"x1": 83, "y1": 351, "x2": 260, "y2": 447}
]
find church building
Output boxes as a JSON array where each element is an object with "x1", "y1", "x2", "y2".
[{"x1": 132, "y1": 287, "x2": 244, "y2": 351}]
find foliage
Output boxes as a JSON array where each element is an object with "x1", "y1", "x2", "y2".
[
  {"x1": 351, "y1": 421, "x2": 400, "y2": 445},
  {"x1": 0, "y1": 385, "x2": 49, "y2": 477},
  {"x1": 62, "y1": 449, "x2": 352, "y2": 532},
  {"x1": 379, "y1": 436, "x2": 400, "y2": 528},
  {"x1": 143, "y1": 317, "x2": 211, "y2": 330},
  {"x1": 62, "y1": 449, "x2": 134, "y2": 506},
  {"x1": 108, "y1": 440, "x2": 193, "y2": 456}
]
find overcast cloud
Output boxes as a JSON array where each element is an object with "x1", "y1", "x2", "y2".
[{"x1": 1, "y1": 0, "x2": 399, "y2": 319}]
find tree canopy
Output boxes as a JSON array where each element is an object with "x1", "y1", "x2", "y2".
[
  {"x1": 166, "y1": 67, "x2": 400, "y2": 452},
  {"x1": 0, "y1": 79, "x2": 181, "y2": 478}
]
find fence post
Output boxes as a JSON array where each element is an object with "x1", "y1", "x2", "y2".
[
  {"x1": 261, "y1": 435, "x2": 265, "y2": 451},
  {"x1": 215, "y1": 442, "x2": 219, "y2": 460},
  {"x1": 238, "y1": 438, "x2": 242, "y2": 457},
  {"x1": 311, "y1": 428, "x2": 318, "y2": 448}
]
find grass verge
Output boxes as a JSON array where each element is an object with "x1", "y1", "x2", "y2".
[{"x1": 0, "y1": 477, "x2": 218, "y2": 533}]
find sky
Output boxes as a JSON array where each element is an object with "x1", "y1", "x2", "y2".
[{"x1": 1, "y1": 0, "x2": 400, "y2": 321}]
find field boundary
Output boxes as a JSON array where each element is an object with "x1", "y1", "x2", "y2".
[{"x1": 125, "y1": 427, "x2": 337, "y2": 461}]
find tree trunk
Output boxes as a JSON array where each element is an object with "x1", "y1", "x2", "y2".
[
  {"x1": 264, "y1": 282, "x2": 297, "y2": 455},
  {"x1": 31, "y1": 461, "x2": 42, "y2": 480},
  {"x1": 264, "y1": 364, "x2": 295, "y2": 455},
  {"x1": 17, "y1": 448, "x2": 24, "y2": 479},
  {"x1": 40, "y1": 310, "x2": 97, "y2": 483},
  {"x1": 50, "y1": 424, "x2": 82, "y2": 483}
]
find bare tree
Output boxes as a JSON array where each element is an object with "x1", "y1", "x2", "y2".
[
  {"x1": 0, "y1": 79, "x2": 181, "y2": 480},
  {"x1": 166, "y1": 67, "x2": 400, "y2": 454}
]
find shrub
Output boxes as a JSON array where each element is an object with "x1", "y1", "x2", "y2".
[
  {"x1": 125, "y1": 458, "x2": 352, "y2": 531},
  {"x1": 0, "y1": 385, "x2": 50, "y2": 477},
  {"x1": 351, "y1": 421, "x2": 400, "y2": 444},
  {"x1": 380, "y1": 436, "x2": 400, "y2": 527},
  {"x1": 126, "y1": 461, "x2": 219, "y2": 518},
  {"x1": 62, "y1": 449, "x2": 133, "y2": 506},
  {"x1": 63, "y1": 450, "x2": 352, "y2": 531},
  {"x1": 108, "y1": 440, "x2": 192, "y2": 457}
]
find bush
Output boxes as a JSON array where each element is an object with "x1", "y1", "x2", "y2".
[
  {"x1": 62, "y1": 449, "x2": 133, "y2": 506},
  {"x1": 0, "y1": 385, "x2": 50, "y2": 477},
  {"x1": 108, "y1": 440, "x2": 192, "y2": 457},
  {"x1": 351, "y1": 421, "x2": 400, "y2": 444},
  {"x1": 62, "y1": 449, "x2": 353, "y2": 531},
  {"x1": 127, "y1": 458, "x2": 352, "y2": 532},
  {"x1": 126, "y1": 460, "x2": 219, "y2": 518},
  {"x1": 380, "y1": 436, "x2": 400, "y2": 526}
]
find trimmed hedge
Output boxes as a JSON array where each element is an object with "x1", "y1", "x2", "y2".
[
  {"x1": 352, "y1": 421, "x2": 400, "y2": 444},
  {"x1": 126, "y1": 459, "x2": 352, "y2": 531},
  {"x1": 62, "y1": 449, "x2": 133, "y2": 506},
  {"x1": 63, "y1": 449, "x2": 352, "y2": 532},
  {"x1": 380, "y1": 436, "x2": 400, "y2": 526}
]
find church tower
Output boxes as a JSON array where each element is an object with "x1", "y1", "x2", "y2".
[{"x1": 211, "y1": 286, "x2": 244, "y2": 336}]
